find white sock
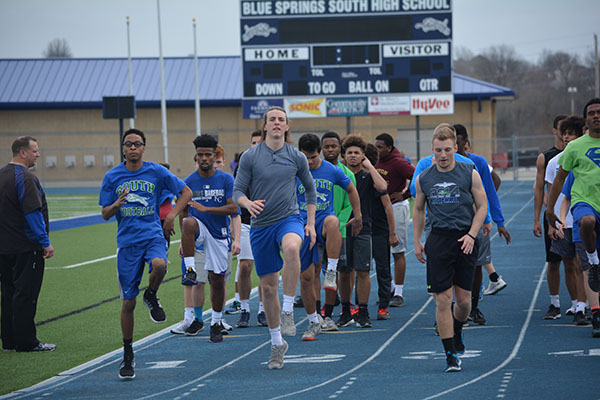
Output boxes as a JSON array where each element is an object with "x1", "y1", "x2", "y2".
[
  {"x1": 307, "y1": 312, "x2": 319, "y2": 324},
  {"x1": 571, "y1": 299, "x2": 578, "y2": 309},
  {"x1": 259, "y1": 302, "x2": 265, "y2": 313},
  {"x1": 327, "y1": 258, "x2": 338, "y2": 271},
  {"x1": 269, "y1": 326, "x2": 283, "y2": 346},
  {"x1": 184, "y1": 257, "x2": 196, "y2": 272},
  {"x1": 241, "y1": 299, "x2": 250, "y2": 312},
  {"x1": 184, "y1": 307, "x2": 194, "y2": 323},
  {"x1": 576, "y1": 301, "x2": 587, "y2": 313},
  {"x1": 282, "y1": 295, "x2": 294, "y2": 314},
  {"x1": 586, "y1": 250, "x2": 599, "y2": 265},
  {"x1": 234, "y1": 292, "x2": 240, "y2": 302},
  {"x1": 211, "y1": 311, "x2": 222, "y2": 326},
  {"x1": 550, "y1": 295, "x2": 560, "y2": 308},
  {"x1": 394, "y1": 285, "x2": 404, "y2": 297}
]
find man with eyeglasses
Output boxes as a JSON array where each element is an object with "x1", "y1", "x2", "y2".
[{"x1": 99, "y1": 128, "x2": 192, "y2": 380}]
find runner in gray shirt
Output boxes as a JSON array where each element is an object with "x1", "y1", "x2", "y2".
[{"x1": 233, "y1": 106, "x2": 316, "y2": 370}]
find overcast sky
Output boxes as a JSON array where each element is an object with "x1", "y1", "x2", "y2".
[{"x1": 0, "y1": 0, "x2": 597, "y2": 63}]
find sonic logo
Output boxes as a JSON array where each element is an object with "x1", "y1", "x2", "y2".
[{"x1": 288, "y1": 99, "x2": 324, "y2": 115}]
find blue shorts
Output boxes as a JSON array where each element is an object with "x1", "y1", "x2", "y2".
[
  {"x1": 250, "y1": 215, "x2": 304, "y2": 277},
  {"x1": 300, "y1": 217, "x2": 327, "y2": 272},
  {"x1": 571, "y1": 202, "x2": 600, "y2": 247},
  {"x1": 117, "y1": 237, "x2": 168, "y2": 300}
]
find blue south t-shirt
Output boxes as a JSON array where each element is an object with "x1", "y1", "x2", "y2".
[
  {"x1": 99, "y1": 161, "x2": 186, "y2": 248},
  {"x1": 297, "y1": 160, "x2": 350, "y2": 221}
]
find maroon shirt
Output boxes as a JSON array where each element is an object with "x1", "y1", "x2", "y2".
[{"x1": 375, "y1": 147, "x2": 414, "y2": 202}]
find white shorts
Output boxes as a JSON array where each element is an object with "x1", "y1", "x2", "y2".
[
  {"x1": 237, "y1": 223, "x2": 254, "y2": 261},
  {"x1": 192, "y1": 216, "x2": 231, "y2": 280},
  {"x1": 391, "y1": 200, "x2": 410, "y2": 254},
  {"x1": 194, "y1": 249, "x2": 232, "y2": 283}
]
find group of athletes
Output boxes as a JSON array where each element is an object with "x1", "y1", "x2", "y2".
[{"x1": 99, "y1": 98, "x2": 600, "y2": 379}]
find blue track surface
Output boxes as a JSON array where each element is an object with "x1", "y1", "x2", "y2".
[{"x1": 5, "y1": 181, "x2": 599, "y2": 399}]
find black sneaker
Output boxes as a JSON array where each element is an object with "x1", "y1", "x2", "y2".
[
  {"x1": 237, "y1": 311, "x2": 250, "y2": 328},
  {"x1": 210, "y1": 323, "x2": 223, "y2": 343},
  {"x1": 257, "y1": 311, "x2": 268, "y2": 327},
  {"x1": 356, "y1": 312, "x2": 372, "y2": 328},
  {"x1": 181, "y1": 268, "x2": 198, "y2": 286},
  {"x1": 592, "y1": 311, "x2": 600, "y2": 338},
  {"x1": 19, "y1": 342, "x2": 56, "y2": 352},
  {"x1": 444, "y1": 353, "x2": 461, "y2": 372},
  {"x1": 589, "y1": 265, "x2": 600, "y2": 292},
  {"x1": 574, "y1": 311, "x2": 590, "y2": 326},
  {"x1": 543, "y1": 304, "x2": 561, "y2": 320},
  {"x1": 454, "y1": 332, "x2": 465, "y2": 355},
  {"x1": 143, "y1": 289, "x2": 166, "y2": 323},
  {"x1": 470, "y1": 308, "x2": 486, "y2": 325},
  {"x1": 336, "y1": 312, "x2": 354, "y2": 327},
  {"x1": 293, "y1": 295, "x2": 304, "y2": 308},
  {"x1": 119, "y1": 353, "x2": 135, "y2": 380},
  {"x1": 185, "y1": 318, "x2": 204, "y2": 336}
]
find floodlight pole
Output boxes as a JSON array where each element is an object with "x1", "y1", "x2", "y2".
[
  {"x1": 193, "y1": 19, "x2": 201, "y2": 136},
  {"x1": 126, "y1": 16, "x2": 134, "y2": 129},
  {"x1": 157, "y1": 0, "x2": 169, "y2": 163}
]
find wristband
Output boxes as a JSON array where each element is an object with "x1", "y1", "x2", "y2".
[{"x1": 467, "y1": 233, "x2": 476, "y2": 240}]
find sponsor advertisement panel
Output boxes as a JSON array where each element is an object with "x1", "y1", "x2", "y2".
[
  {"x1": 326, "y1": 97, "x2": 368, "y2": 117},
  {"x1": 410, "y1": 93, "x2": 454, "y2": 115},
  {"x1": 284, "y1": 98, "x2": 326, "y2": 118},
  {"x1": 242, "y1": 98, "x2": 284, "y2": 119},
  {"x1": 368, "y1": 95, "x2": 410, "y2": 116}
]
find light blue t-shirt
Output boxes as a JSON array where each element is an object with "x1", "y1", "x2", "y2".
[
  {"x1": 99, "y1": 161, "x2": 186, "y2": 247},
  {"x1": 297, "y1": 160, "x2": 351, "y2": 221}
]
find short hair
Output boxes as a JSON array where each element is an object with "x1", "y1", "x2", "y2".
[
  {"x1": 123, "y1": 128, "x2": 146, "y2": 145},
  {"x1": 375, "y1": 133, "x2": 394, "y2": 148},
  {"x1": 159, "y1": 162, "x2": 170, "y2": 170},
  {"x1": 365, "y1": 143, "x2": 379, "y2": 165},
  {"x1": 193, "y1": 134, "x2": 218, "y2": 150},
  {"x1": 342, "y1": 134, "x2": 367, "y2": 153},
  {"x1": 215, "y1": 144, "x2": 225, "y2": 160},
  {"x1": 559, "y1": 115, "x2": 586, "y2": 137},
  {"x1": 583, "y1": 98, "x2": 600, "y2": 118},
  {"x1": 251, "y1": 130, "x2": 262, "y2": 139},
  {"x1": 453, "y1": 124, "x2": 468, "y2": 140},
  {"x1": 553, "y1": 114, "x2": 567, "y2": 129},
  {"x1": 262, "y1": 106, "x2": 291, "y2": 143},
  {"x1": 432, "y1": 123, "x2": 456, "y2": 144},
  {"x1": 298, "y1": 133, "x2": 321, "y2": 153},
  {"x1": 321, "y1": 131, "x2": 342, "y2": 145},
  {"x1": 11, "y1": 136, "x2": 36, "y2": 156}
]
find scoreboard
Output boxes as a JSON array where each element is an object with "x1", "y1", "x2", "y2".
[{"x1": 241, "y1": 0, "x2": 453, "y2": 118}]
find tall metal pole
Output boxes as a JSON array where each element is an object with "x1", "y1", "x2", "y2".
[
  {"x1": 595, "y1": 34, "x2": 599, "y2": 98},
  {"x1": 415, "y1": 115, "x2": 421, "y2": 161},
  {"x1": 157, "y1": 0, "x2": 169, "y2": 163},
  {"x1": 193, "y1": 19, "x2": 201, "y2": 136},
  {"x1": 126, "y1": 16, "x2": 134, "y2": 129}
]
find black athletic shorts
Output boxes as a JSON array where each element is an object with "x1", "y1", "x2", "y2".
[
  {"x1": 543, "y1": 213, "x2": 562, "y2": 263},
  {"x1": 425, "y1": 229, "x2": 478, "y2": 293}
]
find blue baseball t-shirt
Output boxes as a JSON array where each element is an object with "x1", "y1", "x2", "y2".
[
  {"x1": 297, "y1": 160, "x2": 351, "y2": 221},
  {"x1": 99, "y1": 161, "x2": 186, "y2": 248}
]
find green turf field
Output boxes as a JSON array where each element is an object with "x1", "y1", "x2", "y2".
[
  {"x1": 47, "y1": 194, "x2": 101, "y2": 220},
  {"x1": 0, "y1": 211, "x2": 259, "y2": 395}
]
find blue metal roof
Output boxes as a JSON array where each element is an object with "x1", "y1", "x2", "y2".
[{"x1": 0, "y1": 57, "x2": 514, "y2": 110}]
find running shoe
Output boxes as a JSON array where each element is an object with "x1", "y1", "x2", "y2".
[
  {"x1": 377, "y1": 308, "x2": 390, "y2": 320},
  {"x1": 236, "y1": 311, "x2": 250, "y2": 328},
  {"x1": 321, "y1": 316, "x2": 339, "y2": 331},
  {"x1": 565, "y1": 306, "x2": 576, "y2": 316},
  {"x1": 390, "y1": 295, "x2": 404, "y2": 307},
  {"x1": 589, "y1": 264, "x2": 600, "y2": 292},
  {"x1": 257, "y1": 311, "x2": 268, "y2": 327},
  {"x1": 28, "y1": 342, "x2": 56, "y2": 352},
  {"x1": 225, "y1": 300, "x2": 241, "y2": 314},
  {"x1": 119, "y1": 353, "x2": 135, "y2": 380},
  {"x1": 543, "y1": 304, "x2": 561, "y2": 320},
  {"x1": 483, "y1": 277, "x2": 507, "y2": 295},
  {"x1": 220, "y1": 320, "x2": 232, "y2": 334},
  {"x1": 592, "y1": 311, "x2": 600, "y2": 338},
  {"x1": 574, "y1": 311, "x2": 589, "y2": 326},
  {"x1": 268, "y1": 339, "x2": 288, "y2": 370},
  {"x1": 470, "y1": 308, "x2": 486, "y2": 325},
  {"x1": 181, "y1": 268, "x2": 198, "y2": 286},
  {"x1": 350, "y1": 303, "x2": 359, "y2": 317},
  {"x1": 444, "y1": 353, "x2": 461, "y2": 372},
  {"x1": 281, "y1": 311, "x2": 296, "y2": 336},
  {"x1": 184, "y1": 318, "x2": 204, "y2": 335},
  {"x1": 293, "y1": 295, "x2": 304, "y2": 308},
  {"x1": 302, "y1": 321, "x2": 322, "y2": 341},
  {"x1": 143, "y1": 289, "x2": 166, "y2": 323},
  {"x1": 210, "y1": 323, "x2": 223, "y2": 343},
  {"x1": 356, "y1": 309, "x2": 372, "y2": 328},
  {"x1": 170, "y1": 320, "x2": 191, "y2": 334},
  {"x1": 323, "y1": 269, "x2": 337, "y2": 291},
  {"x1": 336, "y1": 312, "x2": 354, "y2": 327}
]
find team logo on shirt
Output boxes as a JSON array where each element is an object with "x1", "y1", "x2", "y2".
[
  {"x1": 430, "y1": 182, "x2": 460, "y2": 204},
  {"x1": 125, "y1": 193, "x2": 149, "y2": 207},
  {"x1": 585, "y1": 148, "x2": 600, "y2": 168},
  {"x1": 117, "y1": 180, "x2": 156, "y2": 217}
]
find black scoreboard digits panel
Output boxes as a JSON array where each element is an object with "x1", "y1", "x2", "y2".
[{"x1": 240, "y1": 0, "x2": 452, "y2": 103}]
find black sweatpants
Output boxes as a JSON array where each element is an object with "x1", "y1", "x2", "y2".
[{"x1": 372, "y1": 234, "x2": 392, "y2": 309}]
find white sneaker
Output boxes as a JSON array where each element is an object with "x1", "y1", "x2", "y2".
[
  {"x1": 323, "y1": 269, "x2": 337, "y2": 291},
  {"x1": 170, "y1": 320, "x2": 191, "y2": 335},
  {"x1": 565, "y1": 306, "x2": 576, "y2": 316},
  {"x1": 281, "y1": 311, "x2": 296, "y2": 336},
  {"x1": 302, "y1": 321, "x2": 322, "y2": 341},
  {"x1": 219, "y1": 319, "x2": 233, "y2": 334},
  {"x1": 321, "y1": 316, "x2": 339, "y2": 331},
  {"x1": 268, "y1": 339, "x2": 288, "y2": 370},
  {"x1": 484, "y1": 277, "x2": 507, "y2": 295}
]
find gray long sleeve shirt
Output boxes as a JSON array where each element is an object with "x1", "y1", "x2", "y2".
[{"x1": 233, "y1": 141, "x2": 316, "y2": 228}]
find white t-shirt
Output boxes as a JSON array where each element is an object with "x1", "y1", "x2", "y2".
[{"x1": 545, "y1": 152, "x2": 573, "y2": 228}]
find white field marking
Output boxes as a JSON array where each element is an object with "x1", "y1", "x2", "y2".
[
  {"x1": 46, "y1": 240, "x2": 182, "y2": 270},
  {"x1": 49, "y1": 212, "x2": 101, "y2": 222}
]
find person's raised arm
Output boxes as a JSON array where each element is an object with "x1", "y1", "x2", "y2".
[
  {"x1": 163, "y1": 185, "x2": 192, "y2": 237},
  {"x1": 362, "y1": 157, "x2": 387, "y2": 192}
]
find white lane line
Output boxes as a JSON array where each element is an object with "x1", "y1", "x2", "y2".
[{"x1": 49, "y1": 212, "x2": 101, "y2": 222}]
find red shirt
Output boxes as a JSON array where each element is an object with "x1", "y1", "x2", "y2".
[{"x1": 375, "y1": 147, "x2": 414, "y2": 201}]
